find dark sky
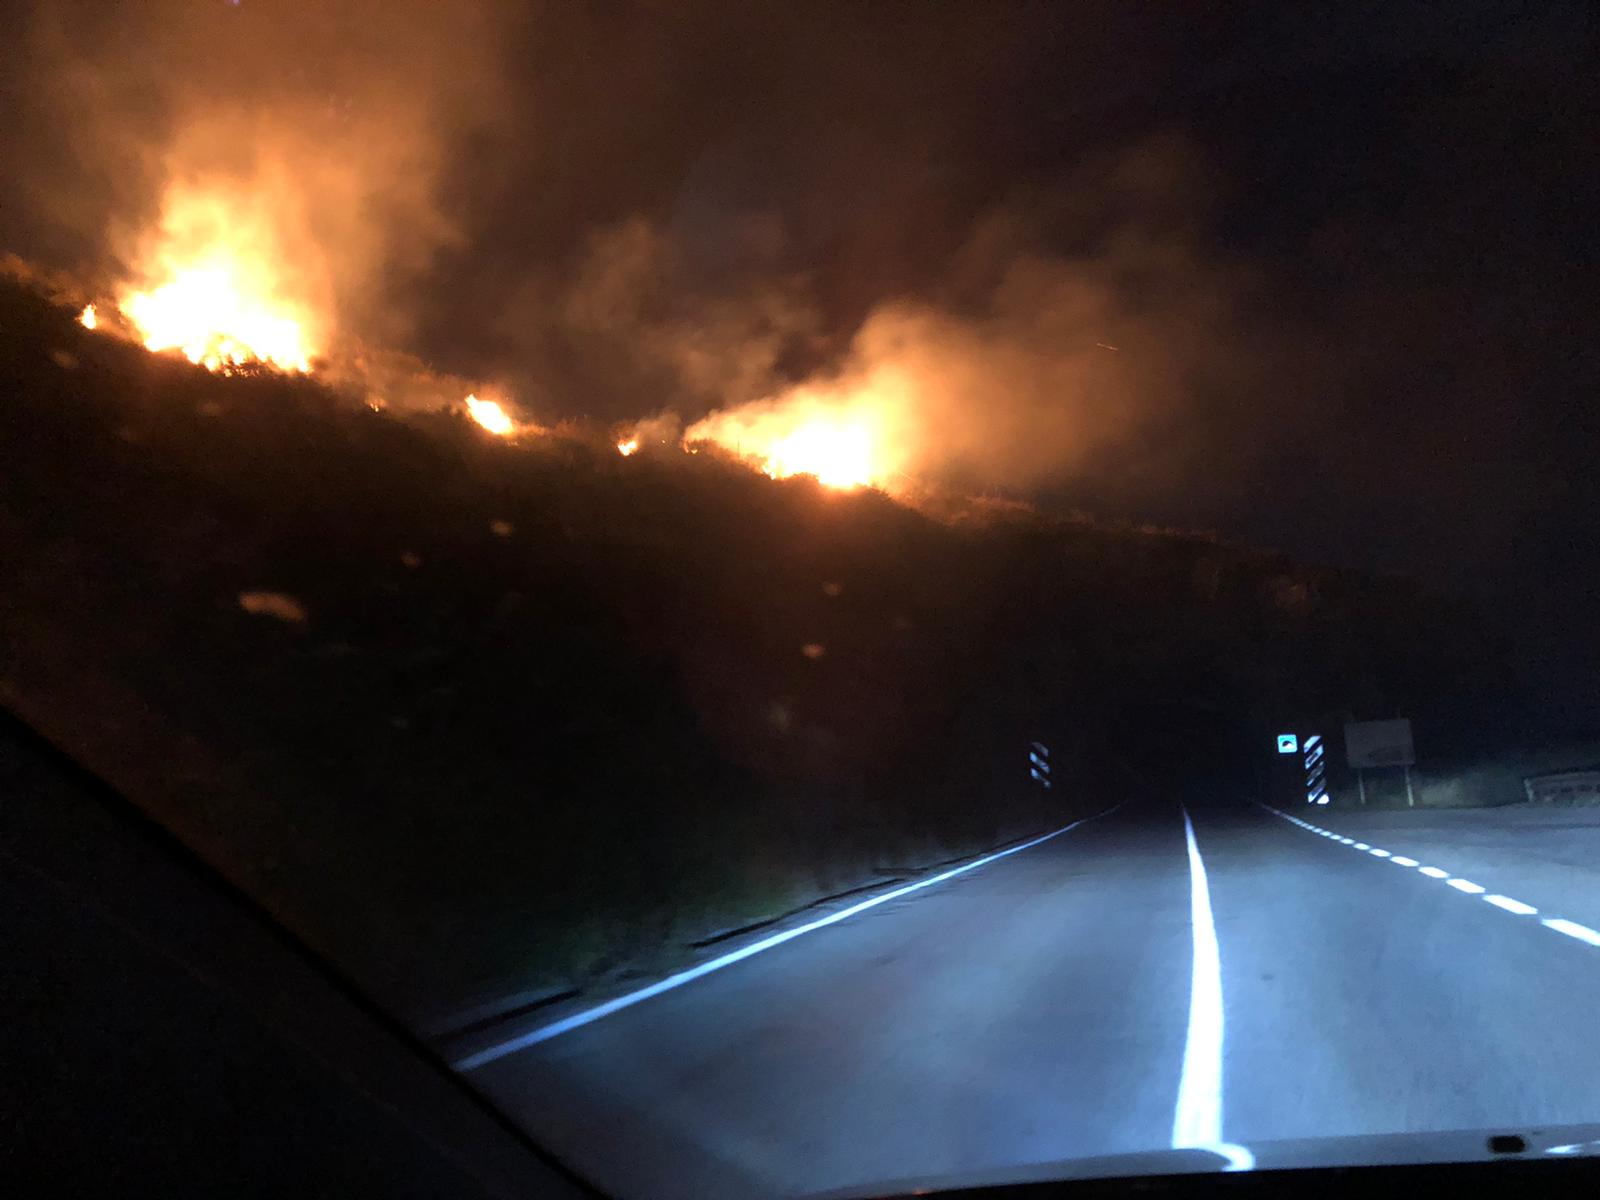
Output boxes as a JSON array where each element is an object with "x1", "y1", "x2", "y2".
[{"x1": 3, "y1": 1, "x2": 1597, "y2": 720}]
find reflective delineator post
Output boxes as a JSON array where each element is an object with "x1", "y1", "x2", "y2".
[
  {"x1": 1029, "y1": 742, "x2": 1051, "y2": 789},
  {"x1": 1303, "y1": 735, "x2": 1327, "y2": 805}
]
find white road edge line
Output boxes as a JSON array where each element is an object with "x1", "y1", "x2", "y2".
[
  {"x1": 454, "y1": 803, "x2": 1123, "y2": 1071},
  {"x1": 1173, "y1": 806, "x2": 1226, "y2": 1153}
]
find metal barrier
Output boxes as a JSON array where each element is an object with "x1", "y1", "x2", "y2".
[{"x1": 1523, "y1": 770, "x2": 1600, "y2": 805}]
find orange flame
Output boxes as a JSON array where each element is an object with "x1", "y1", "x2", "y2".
[
  {"x1": 464, "y1": 393, "x2": 515, "y2": 436},
  {"x1": 117, "y1": 181, "x2": 319, "y2": 373},
  {"x1": 79, "y1": 304, "x2": 97, "y2": 330},
  {"x1": 685, "y1": 379, "x2": 913, "y2": 492},
  {"x1": 754, "y1": 417, "x2": 876, "y2": 488},
  {"x1": 616, "y1": 438, "x2": 639, "y2": 456}
]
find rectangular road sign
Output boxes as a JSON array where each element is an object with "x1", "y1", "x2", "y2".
[
  {"x1": 1276, "y1": 733, "x2": 1298, "y2": 754},
  {"x1": 1344, "y1": 718, "x2": 1415, "y2": 769}
]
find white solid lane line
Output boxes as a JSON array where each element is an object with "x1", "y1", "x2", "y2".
[
  {"x1": 454, "y1": 803, "x2": 1122, "y2": 1071},
  {"x1": 1173, "y1": 807, "x2": 1226, "y2": 1152}
]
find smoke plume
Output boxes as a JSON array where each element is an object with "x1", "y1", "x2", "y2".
[
  {"x1": 3, "y1": 0, "x2": 512, "y2": 350},
  {"x1": 579, "y1": 138, "x2": 1265, "y2": 496}
]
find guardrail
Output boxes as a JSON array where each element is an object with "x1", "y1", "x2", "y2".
[{"x1": 1523, "y1": 769, "x2": 1600, "y2": 805}]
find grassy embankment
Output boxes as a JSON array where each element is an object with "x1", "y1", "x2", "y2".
[{"x1": 0, "y1": 277, "x2": 1518, "y2": 1024}]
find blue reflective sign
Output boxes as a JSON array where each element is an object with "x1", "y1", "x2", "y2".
[{"x1": 1276, "y1": 733, "x2": 1298, "y2": 754}]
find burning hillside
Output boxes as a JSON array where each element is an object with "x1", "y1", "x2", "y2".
[
  {"x1": 116, "y1": 181, "x2": 322, "y2": 374},
  {"x1": 0, "y1": 270, "x2": 1515, "y2": 1020},
  {"x1": 63, "y1": 172, "x2": 543, "y2": 442},
  {"x1": 686, "y1": 394, "x2": 895, "y2": 491},
  {"x1": 74, "y1": 171, "x2": 922, "y2": 493}
]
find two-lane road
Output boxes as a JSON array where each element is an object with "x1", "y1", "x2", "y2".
[
  {"x1": 455, "y1": 795, "x2": 1600, "y2": 1198},
  {"x1": 1207, "y1": 801, "x2": 1600, "y2": 1144}
]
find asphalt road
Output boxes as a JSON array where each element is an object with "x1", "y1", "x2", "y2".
[{"x1": 457, "y1": 794, "x2": 1600, "y2": 1197}]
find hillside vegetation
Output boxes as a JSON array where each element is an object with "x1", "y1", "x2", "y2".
[{"x1": 0, "y1": 278, "x2": 1515, "y2": 1024}]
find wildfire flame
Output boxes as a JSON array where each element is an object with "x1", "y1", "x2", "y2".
[
  {"x1": 465, "y1": 394, "x2": 515, "y2": 436},
  {"x1": 117, "y1": 182, "x2": 319, "y2": 374},
  {"x1": 79, "y1": 304, "x2": 97, "y2": 330},
  {"x1": 616, "y1": 438, "x2": 639, "y2": 456},
  {"x1": 685, "y1": 380, "x2": 913, "y2": 492},
  {"x1": 123, "y1": 267, "x2": 312, "y2": 372},
  {"x1": 753, "y1": 417, "x2": 876, "y2": 488}
]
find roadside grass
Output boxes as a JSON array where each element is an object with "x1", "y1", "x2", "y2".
[{"x1": 1352, "y1": 743, "x2": 1600, "y2": 810}]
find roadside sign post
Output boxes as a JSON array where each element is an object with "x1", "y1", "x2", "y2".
[{"x1": 1344, "y1": 719, "x2": 1416, "y2": 808}]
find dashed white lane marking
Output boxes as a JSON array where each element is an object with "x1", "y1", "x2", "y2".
[
  {"x1": 1486, "y1": 895, "x2": 1538, "y2": 916},
  {"x1": 454, "y1": 803, "x2": 1122, "y2": 1071},
  {"x1": 1261, "y1": 805, "x2": 1597, "y2": 954},
  {"x1": 1173, "y1": 807, "x2": 1226, "y2": 1152},
  {"x1": 1544, "y1": 919, "x2": 1600, "y2": 947}
]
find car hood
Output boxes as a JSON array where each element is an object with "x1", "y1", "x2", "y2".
[{"x1": 805, "y1": 1123, "x2": 1600, "y2": 1197}]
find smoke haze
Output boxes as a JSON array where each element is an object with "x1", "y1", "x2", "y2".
[
  {"x1": 5, "y1": 0, "x2": 510, "y2": 347},
  {"x1": 3, "y1": 1, "x2": 1597, "y2": 702}
]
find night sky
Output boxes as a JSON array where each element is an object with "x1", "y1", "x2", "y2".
[{"x1": 3, "y1": 1, "x2": 1596, "y2": 720}]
